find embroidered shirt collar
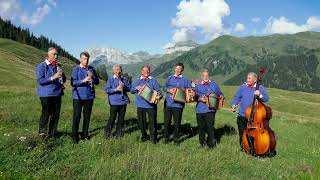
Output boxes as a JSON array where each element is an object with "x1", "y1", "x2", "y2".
[
  {"x1": 45, "y1": 59, "x2": 51, "y2": 65},
  {"x1": 113, "y1": 74, "x2": 123, "y2": 79},
  {"x1": 80, "y1": 64, "x2": 88, "y2": 69},
  {"x1": 173, "y1": 74, "x2": 183, "y2": 78},
  {"x1": 245, "y1": 82, "x2": 257, "y2": 88},
  {"x1": 140, "y1": 76, "x2": 152, "y2": 80},
  {"x1": 202, "y1": 80, "x2": 211, "y2": 84}
]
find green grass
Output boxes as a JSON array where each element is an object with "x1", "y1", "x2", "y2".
[{"x1": 1, "y1": 39, "x2": 320, "y2": 179}]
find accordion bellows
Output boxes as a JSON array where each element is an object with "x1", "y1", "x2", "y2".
[
  {"x1": 172, "y1": 88, "x2": 196, "y2": 103},
  {"x1": 138, "y1": 84, "x2": 159, "y2": 104},
  {"x1": 206, "y1": 94, "x2": 225, "y2": 110}
]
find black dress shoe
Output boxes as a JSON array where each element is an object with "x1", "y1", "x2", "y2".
[
  {"x1": 39, "y1": 133, "x2": 47, "y2": 138},
  {"x1": 198, "y1": 144, "x2": 205, "y2": 149},
  {"x1": 72, "y1": 139, "x2": 79, "y2": 144},
  {"x1": 140, "y1": 136, "x2": 150, "y2": 142},
  {"x1": 105, "y1": 132, "x2": 111, "y2": 139}
]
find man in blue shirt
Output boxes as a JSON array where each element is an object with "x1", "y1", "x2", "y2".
[
  {"x1": 105, "y1": 64, "x2": 131, "y2": 138},
  {"x1": 36, "y1": 47, "x2": 66, "y2": 138},
  {"x1": 131, "y1": 65, "x2": 162, "y2": 144},
  {"x1": 163, "y1": 63, "x2": 192, "y2": 145},
  {"x1": 231, "y1": 72, "x2": 269, "y2": 149},
  {"x1": 195, "y1": 70, "x2": 223, "y2": 149},
  {"x1": 71, "y1": 51, "x2": 99, "y2": 143}
]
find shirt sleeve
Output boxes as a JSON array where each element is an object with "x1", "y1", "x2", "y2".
[
  {"x1": 71, "y1": 68, "x2": 83, "y2": 87},
  {"x1": 185, "y1": 78, "x2": 192, "y2": 88},
  {"x1": 213, "y1": 82, "x2": 224, "y2": 96},
  {"x1": 123, "y1": 78, "x2": 131, "y2": 92},
  {"x1": 130, "y1": 80, "x2": 139, "y2": 94},
  {"x1": 105, "y1": 78, "x2": 116, "y2": 94},
  {"x1": 232, "y1": 86, "x2": 243, "y2": 106},
  {"x1": 259, "y1": 85, "x2": 269, "y2": 102},
  {"x1": 163, "y1": 77, "x2": 172, "y2": 92},
  {"x1": 36, "y1": 64, "x2": 52, "y2": 86},
  {"x1": 153, "y1": 79, "x2": 162, "y2": 96},
  {"x1": 195, "y1": 85, "x2": 205, "y2": 102}
]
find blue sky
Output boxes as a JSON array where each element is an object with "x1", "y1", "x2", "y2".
[{"x1": 1, "y1": 0, "x2": 320, "y2": 57}]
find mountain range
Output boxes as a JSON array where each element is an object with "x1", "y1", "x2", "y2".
[
  {"x1": 88, "y1": 40, "x2": 199, "y2": 79},
  {"x1": 88, "y1": 31, "x2": 320, "y2": 93},
  {"x1": 151, "y1": 31, "x2": 320, "y2": 93}
]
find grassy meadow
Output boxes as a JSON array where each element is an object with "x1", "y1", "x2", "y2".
[{"x1": 0, "y1": 38, "x2": 320, "y2": 179}]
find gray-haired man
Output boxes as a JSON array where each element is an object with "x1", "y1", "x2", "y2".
[{"x1": 105, "y1": 64, "x2": 131, "y2": 138}]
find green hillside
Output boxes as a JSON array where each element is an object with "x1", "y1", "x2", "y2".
[
  {"x1": 0, "y1": 38, "x2": 77, "y2": 75},
  {"x1": 152, "y1": 31, "x2": 320, "y2": 93},
  {"x1": 0, "y1": 38, "x2": 320, "y2": 179}
]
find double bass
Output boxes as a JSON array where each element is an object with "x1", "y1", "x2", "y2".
[{"x1": 242, "y1": 67, "x2": 277, "y2": 156}]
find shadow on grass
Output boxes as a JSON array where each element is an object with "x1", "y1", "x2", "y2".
[
  {"x1": 53, "y1": 118, "x2": 140, "y2": 140},
  {"x1": 156, "y1": 123, "x2": 237, "y2": 144},
  {"x1": 156, "y1": 123, "x2": 198, "y2": 143},
  {"x1": 215, "y1": 124, "x2": 236, "y2": 143}
]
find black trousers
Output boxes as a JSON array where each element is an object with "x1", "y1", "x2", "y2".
[
  {"x1": 39, "y1": 96, "x2": 62, "y2": 137},
  {"x1": 196, "y1": 112, "x2": 216, "y2": 148},
  {"x1": 163, "y1": 106, "x2": 183, "y2": 143},
  {"x1": 237, "y1": 115, "x2": 247, "y2": 147},
  {"x1": 72, "y1": 99, "x2": 94, "y2": 142},
  {"x1": 137, "y1": 107, "x2": 157, "y2": 142},
  {"x1": 105, "y1": 105, "x2": 127, "y2": 137}
]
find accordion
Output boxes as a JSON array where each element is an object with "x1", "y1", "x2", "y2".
[
  {"x1": 138, "y1": 84, "x2": 160, "y2": 104},
  {"x1": 205, "y1": 94, "x2": 225, "y2": 110},
  {"x1": 172, "y1": 88, "x2": 196, "y2": 103}
]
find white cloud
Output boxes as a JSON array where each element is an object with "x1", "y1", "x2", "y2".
[
  {"x1": 0, "y1": 0, "x2": 56, "y2": 25},
  {"x1": 0, "y1": 0, "x2": 21, "y2": 20},
  {"x1": 47, "y1": 0, "x2": 57, "y2": 7},
  {"x1": 264, "y1": 16, "x2": 320, "y2": 34},
  {"x1": 171, "y1": 0, "x2": 230, "y2": 42},
  {"x1": 172, "y1": 27, "x2": 198, "y2": 42},
  {"x1": 307, "y1": 16, "x2": 320, "y2": 29},
  {"x1": 234, "y1": 23, "x2": 245, "y2": 32},
  {"x1": 251, "y1": 17, "x2": 261, "y2": 23},
  {"x1": 20, "y1": 4, "x2": 51, "y2": 25}
]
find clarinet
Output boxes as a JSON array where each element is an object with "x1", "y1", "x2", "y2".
[
  {"x1": 57, "y1": 64, "x2": 65, "y2": 89},
  {"x1": 119, "y1": 78, "x2": 125, "y2": 101},
  {"x1": 87, "y1": 70, "x2": 94, "y2": 92}
]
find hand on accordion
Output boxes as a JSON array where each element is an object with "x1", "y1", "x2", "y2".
[
  {"x1": 155, "y1": 93, "x2": 162, "y2": 100},
  {"x1": 136, "y1": 86, "x2": 143, "y2": 92},
  {"x1": 229, "y1": 105, "x2": 237, "y2": 112},
  {"x1": 200, "y1": 95, "x2": 208, "y2": 103},
  {"x1": 168, "y1": 88, "x2": 175, "y2": 95}
]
